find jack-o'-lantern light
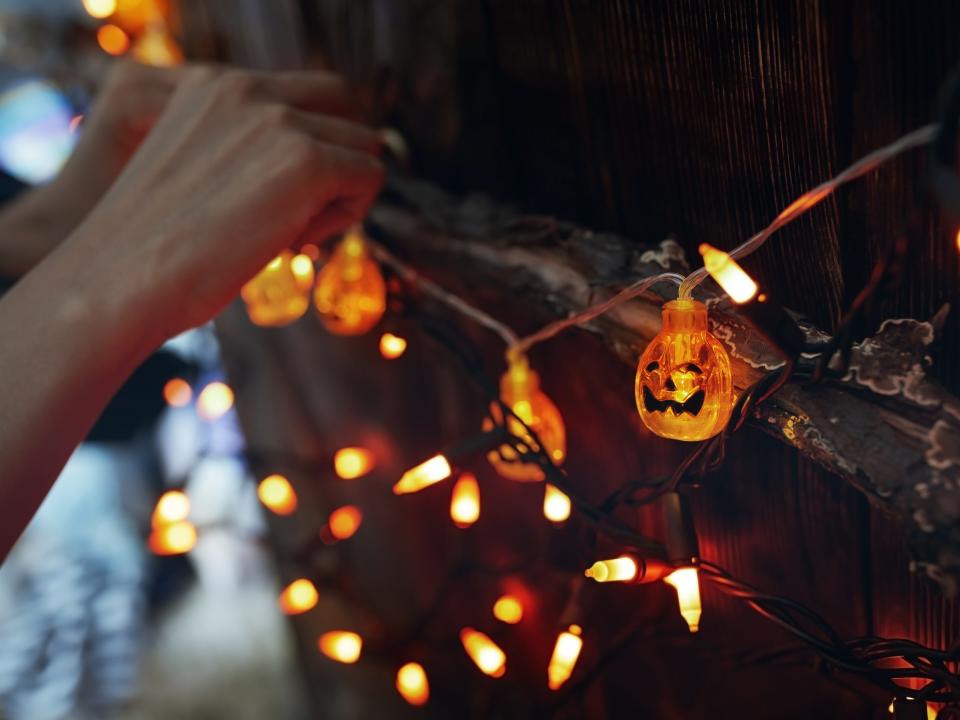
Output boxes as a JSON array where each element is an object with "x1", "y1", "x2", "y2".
[
  {"x1": 241, "y1": 251, "x2": 315, "y2": 327},
  {"x1": 314, "y1": 226, "x2": 386, "y2": 335},
  {"x1": 482, "y1": 351, "x2": 566, "y2": 481},
  {"x1": 635, "y1": 299, "x2": 733, "y2": 441}
]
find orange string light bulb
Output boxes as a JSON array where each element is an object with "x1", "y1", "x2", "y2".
[
  {"x1": 393, "y1": 454, "x2": 452, "y2": 494},
  {"x1": 699, "y1": 243, "x2": 758, "y2": 304},
  {"x1": 82, "y1": 0, "x2": 117, "y2": 18},
  {"x1": 450, "y1": 473, "x2": 480, "y2": 528},
  {"x1": 584, "y1": 556, "x2": 639, "y2": 583},
  {"x1": 314, "y1": 226, "x2": 386, "y2": 336},
  {"x1": 333, "y1": 447, "x2": 375, "y2": 480},
  {"x1": 396, "y1": 662, "x2": 430, "y2": 706},
  {"x1": 318, "y1": 631, "x2": 363, "y2": 664},
  {"x1": 379, "y1": 332, "x2": 408, "y2": 359},
  {"x1": 492, "y1": 595, "x2": 524, "y2": 624},
  {"x1": 151, "y1": 490, "x2": 190, "y2": 529},
  {"x1": 635, "y1": 298, "x2": 733, "y2": 441},
  {"x1": 278, "y1": 578, "x2": 319, "y2": 615},
  {"x1": 483, "y1": 351, "x2": 566, "y2": 481},
  {"x1": 241, "y1": 251, "x2": 314, "y2": 327},
  {"x1": 547, "y1": 625, "x2": 583, "y2": 691},
  {"x1": 148, "y1": 520, "x2": 197, "y2": 556},
  {"x1": 328, "y1": 505, "x2": 363, "y2": 540},
  {"x1": 132, "y1": 21, "x2": 184, "y2": 67},
  {"x1": 543, "y1": 483, "x2": 571, "y2": 523},
  {"x1": 257, "y1": 474, "x2": 298, "y2": 515},
  {"x1": 664, "y1": 567, "x2": 702, "y2": 633},
  {"x1": 460, "y1": 628, "x2": 506, "y2": 678}
]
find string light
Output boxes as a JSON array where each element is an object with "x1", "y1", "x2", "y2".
[
  {"x1": 328, "y1": 505, "x2": 363, "y2": 540},
  {"x1": 635, "y1": 299, "x2": 733, "y2": 441},
  {"x1": 196, "y1": 381, "x2": 234, "y2": 421},
  {"x1": 956, "y1": 228, "x2": 960, "y2": 254},
  {"x1": 96, "y1": 24, "x2": 130, "y2": 56},
  {"x1": 162, "y1": 377, "x2": 192, "y2": 407},
  {"x1": 240, "y1": 251, "x2": 314, "y2": 327},
  {"x1": 394, "y1": 454, "x2": 452, "y2": 495},
  {"x1": 151, "y1": 490, "x2": 189, "y2": 528},
  {"x1": 483, "y1": 351, "x2": 566, "y2": 481},
  {"x1": 148, "y1": 520, "x2": 197, "y2": 556},
  {"x1": 664, "y1": 567, "x2": 702, "y2": 633},
  {"x1": 333, "y1": 447, "x2": 375, "y2": 480},
  {"x1": 584, "y1": 556, "x2": 639, "y2": 583},
  {"x1": 257, "y1": 474, "x2": 298, "y2": 516},
  {"x1": 547, "y1": 625, "x2": 583, "y2": 691},
  {"x1": 450, "y1": 473, "x2": 480, "y2": 528},
  {"x1": 82, "y1": 0, "x2": 117, "y2": 18},
  {"x1": 278, "y1": 578, "x2": 319, "y2": 615},
  {"x1": 380, "y1": 332, "x2": 408, "y2": 359},
  {"x1": 318, "y1": 631, "x2": 363, "y2": 664},
  {"x1": 314, "y1": 226, "x2": 386, "y2": 336},
  {"x1": 132, "y1": 22, "x2": 184, "y2": 67},
  {"x1": 543, "y1": 484, "x2": 571, "y2": 523},
  {"x1": 460, "y1": 628, "x2": 506, "y2": 678},
  {"x1": 492, "y1": 595, "x2": 524, "y2": 624},
  {"x1": 699, "y1": 243, "x2": 758, "y2": 303},
  {"x1": 396, "y1": 662, "x2": 429, "y2": 706}
]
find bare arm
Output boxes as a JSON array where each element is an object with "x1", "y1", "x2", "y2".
[{"x1": 0, "y1": 66, "x2": 383, "y2": 558}]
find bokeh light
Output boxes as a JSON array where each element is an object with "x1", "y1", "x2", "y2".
[
  {"x1": 257, "y1": 474, "x2": 298, "y2": 516},
  {"x1": 333, "y1": 447, "x2": 376, "y2": 480},
  {"x1": 196, "y1": 381, "x2": 234, "y2": 421},
  {"x1": 328, "y1": 506, "x2": 363, "y2": 540}
]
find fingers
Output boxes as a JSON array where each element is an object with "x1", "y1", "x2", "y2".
[
  {"x1": 287, "y1": 109, "x2": 382, "y2": 155},
  {"x1": 304, "y1": 142, "x2": 385, "y2": 240},
  {"x1": 251, "y1": 71, "x2": 370, "y2": 120}
]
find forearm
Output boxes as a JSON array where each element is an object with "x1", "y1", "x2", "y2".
[{"x1": 0, "y1": 227, "x2": 155, "y2": 558}]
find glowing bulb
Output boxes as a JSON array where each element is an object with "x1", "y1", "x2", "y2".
[
  {"x1": 492, "y1": 595, "x2": 523, "y2": 624},
  {"x1": 132, "y1": 23, "x2": 183, "y2": 66},
  {"x1": 278, "y1": 578, "x2": 319, "y2": 615},
  {"x1": 635, "y1": 299, "x2": 733, "y2": 441},
  {"x1": 450, "y1": 473, "x2": 480, "y2": 528},
  {"x1": 300, "y1": 243, "x2": 320, "y2": 261},
  {"x1": 314, "y1": 227, "x2": 386, "y2": 336},
  {"x1": 328, "y1": 505, "x2": 363, "y2": 540},
  {"x1": 318, "y1": 631, "x2": 362, "y2": 664},
  {"x1": 396, "y1": 662, "x2": 429, "y2": 706},
  {"x1": 547, "y1": 625, "x2": 583, "y2": 691},
  {"x1": 956, "y1": 228, "x2": 960, "y2": 254},
  {"x1": 584, "y1": 556, "x2": 639, "y2": 583},
  {"x1": 664, "y1": 567, "x2": 702, "y2": 633},
  {"x1": 460, "y1": 628, "x2": 506, "y2": 678},
  {"x1": 148, "y1": 520, "x2": 197, "y2": 555},
  {"x1": 543, "y1": 484, "x2": 571, "y2": 523},
  {"x1": 151, "y1": 490, "x2": 190, "y2": 529},
  {"x1": 257, "y1": 474, "x2": 298, "y2": 515},
  {"x1": 196, "y1": 381, "x2": 234, "y2": 421},
  {"x1": 333, "y1": 447, "x2": 375, "y2": 480},
  {"x1": 241, "y1": 250, "x2": 314, "y2": 327},
  {"x1": 482, "y1": 352, "x2": 566, "y2": 482},
  {"x1": 394, "y1": 455, "x2": 452, "y2": 494},
  {"x1": 96, "y1": 24, "x2": 130, "y2": 56},
  {"x1": 163, "y1": 377, "x2": 192, "y2": 407},
  {"x1": 83, "y1": 0, "x2": 117, "y2": 18},
  {"x1": 113, "y1": 0, "x2": 164, "y2": 32},
  {"x1": 380, "y1": 332, "x2": 408, "y2": 359},
  {"x1": 698, "y1": 243, "x2": 758, "y2": 304}
]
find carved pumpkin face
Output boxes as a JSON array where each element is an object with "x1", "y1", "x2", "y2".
[{"x1": 635, "y1": 299, "x2": 732, "y2": 441}]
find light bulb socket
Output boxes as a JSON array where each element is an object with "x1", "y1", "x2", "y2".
[{"x1": 663, "y1": 492, "x2": 699, "y2": 566}]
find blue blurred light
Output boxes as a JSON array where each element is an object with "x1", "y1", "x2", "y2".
[{"x1": 0, "y1": 78, "x2": 76, "y2": 185}]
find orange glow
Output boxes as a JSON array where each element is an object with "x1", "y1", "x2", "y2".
[
  {"x1": 196, "y1": 381, "x2": 234, "y2": 421},
  {"x1": 379, "y1": 332, "x2": 408, "y2": 359},
  {"x1": 548, "y1": 625, "x2": 583, "y2": 690},
  {"x1": 151, "y1": 490, "x2": 190, "y2": 529},
  {"x1": 956, "y1": 228, "x2": 960, "y2": 254},
  {"x1": 257, "y1": 474, "x2": 298, "y2": 516},
  {"x1": 314, "y1": 227, "x2": 386, "y2": 336},
  {"x1": 318, "y1": 631, "x2": 362, "y2": 664},
  {"x1": 328, "y1": 505, "x2": 363, "y2": 540},
  {"x1": 114, "y1": 0, "x2": 165, "y2": 32},
  {"x1": 132, "y1": 24, "x2": 183, "y2": 67},
  {"x1": 96, "y1": 24, "x2": 130, "y2": 56},
  {"x1": 450, "y1": 473, "x2": 480, "y2": 528},
  {"x1": 492, "y1": 595, "x2": 524, "y2": 624},
  {"x1": 333, "y1": 447, "x2": 375, "y2": 480},
  {"x1": 460, "y1": 628, "x2": 506, "y2": 678},
  {"x1": 698, "y1": 243, "x2": 758, "y2": 304},
  {"x1": 776, "y1": 186, "x2": 831, "y2": 222},
  {"x1": 584, "y1": 556, "x2": 639, "y2": 583},
  {"x1": 148, "y1": 520, "x2": 197, "y2": 555},
  {"x1": 396, "y1": 662, "x2": 429, "y2": 706},
  {"x1": 163, "y1": 377, "x2": 192, "y2": 407},
  {"x1": 83, "y1": 0, "x2": 117, "y2": 18},
  {"x1": 665, "y1": 567, "x2": 702, "y2": 633},
  {"x1": 543, "y1": 484, "x2": 571, "y2": 523},
  {"x1": 300, "y1": 243, "x2": 321, "y2": 261},
  {"x1": 278, "y1": 578, "x2": 319, "y2": 615},
  {"x1": 241, "y1": 251, "x2": 313, "y2": 327},
  {"x1": 393, "y1": 455, "x2": 452, "y2": 494}
]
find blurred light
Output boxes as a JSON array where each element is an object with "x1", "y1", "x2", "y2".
[
  {"x1": 278, "y1": 578, "x2": 319, "y2": 615},
  {"x1": 450, "y1": 473, "x2": 480, "y2": 528},
  {"x1": 0, "y1": 79, "x2": 76, "y2": 185},
  {"x1": 699, "y1": 243, "x2": 758, "y2": 304},
  {"x1": 547, "y1": 625, "x2": 583, "y2": 690},
  {"x1": 196, "y1": 381, "x2": 234, "y2": 421},
  {"x1": 396, "y1": 662, "x2": 429, "y2": 706},
  {"x1": 68, "y1": 114, "x2": 84, "y2": 133},
  {"x1": 82, "y1": 0, "x2": 117, "y2": 18},
  {"x1": 132, "y1": 25, "x2": 184, "y2": 67},
  {"x1": 257, "y1": 474, "x2": 298, "y2": 516},
  {"x1": 584, "y1": 556, "x2": 638, "y2": 583},
  {"x1": 379, "y1": 333, "x2": 408, "y2": 359},
  {"x1": 300, "y1": 243, "x2": 321, "y2": 261},
  {"x1": 148, "y1": 520, "x2": 196, "y2": 555},
  {"x1": 328, "y1": 505, "x2": 363, "y2": 540},
  {"x1": 290, "y1": 253, "x2": 314, "y2": 280},
  {"x1": 492, "y1": 595, "x2": 523, "y2": 624},
  {"x1": 163, "y1": 377, "x2": 192, "y2": 407},
  {"x1": 151, "y1": 490, "x2": 189, "y2": 528},
  {"x1": 460, "y1": 628, "x2": 506, "y2": 678},
  {"x1": 956, "y1": 229, "x2": 960, "y2": 254},
  {"x1": 664, "y1": 567, "x2": 702, "y2": 633},
  {"x1": 97, "y1": 24, "x2": 130, "y2": 56},
  {"x1": 543, "y1": 484, "x2": 571, "y2": 523},
  {"x1": 318, "y1": 631, "x2": 362, "y2": 664},
  {"x1": 394, "y1": 454, "x2": 452, "y2": 494},
  {"x1": 333, "y1": 447, "x2": 375, "y2": 480}
]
